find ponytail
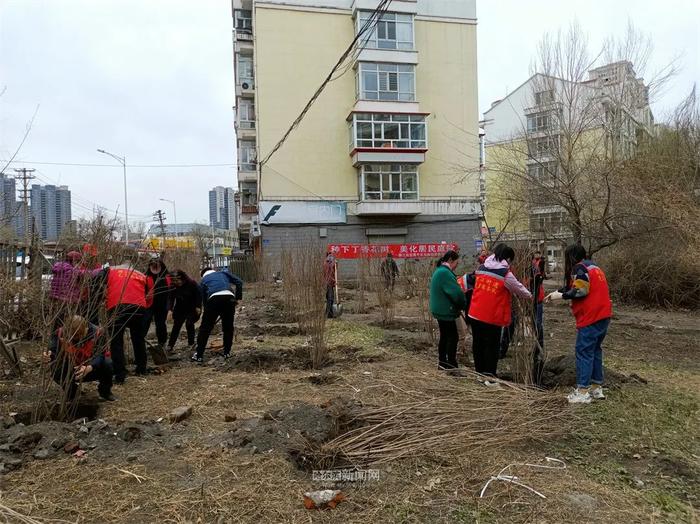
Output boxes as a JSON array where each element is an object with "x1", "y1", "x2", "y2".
[{"x1": 436, "y1": 250, "x2": 460, "y2": 267}]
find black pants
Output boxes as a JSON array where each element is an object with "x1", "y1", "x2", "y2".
[
  {"x1": 196, "y1": 295, "x2": 236, "y2": 358},
  {"x1": 169, "y1": 310, "x2": 199, "y2": 348},
  {"x1": 326, "y1": 286, "x2": 335, "y2": 318},
  {"x1": 108, "y1": 305, "x2": 147, "y2": 381},
  {"x1": 472, "y1": 319, "x2": 502, "y2": 376},
  {"x1": 52, "y1": 358, "x2": 113, "y2": 400},
  {"x1": 143, "y1": 305, "x2": 168, "y2": 346},
  {"x1": 437, "y1": 319, "x2": 459, "y2": 369}
]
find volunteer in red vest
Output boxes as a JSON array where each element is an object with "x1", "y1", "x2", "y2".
[
  {"x1": 98, "y1": 262, "x2": 152, "y2": 383},
  {"x1": 546, "y1": 244, "x2": 612, "y2": 404},
  {"x1": 468, "y1": 243, "x2": 532, "y2": 382},
  {"x1": 43, "y1": 315, "x2": 115, "y2": 402},
  {"x1": 144, "y1": 258, "x2": 172, "y2": 349}
]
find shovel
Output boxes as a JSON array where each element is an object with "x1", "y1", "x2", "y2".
[
  {"x1": 332, "y1": 263, "x2": 343, "y2": 318},
  {"x1": 146, "y1": 340, "x2": 169, "y2": 366}
]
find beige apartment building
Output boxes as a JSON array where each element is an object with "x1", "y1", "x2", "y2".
[{"x1": 232, "y1": 0, "x2": 481, "y2": 261}]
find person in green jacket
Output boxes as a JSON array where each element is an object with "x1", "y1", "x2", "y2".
[{"x1": 430, "y1": 250, "x2": 467, "y2": 369}]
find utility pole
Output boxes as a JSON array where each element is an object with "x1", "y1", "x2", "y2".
[
  {"x1": 153, "y1": 209, "x2": 167, "y2": 251},
  {"x1": 14, "y1": 168, "x2": 35, "y2": 278}
]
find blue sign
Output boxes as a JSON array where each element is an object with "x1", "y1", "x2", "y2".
[{"x1": 475, "y1": 240, "x2": 483, "y2": 248}]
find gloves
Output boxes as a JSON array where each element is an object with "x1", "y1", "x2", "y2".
[{"x1": 545, "y1": 291, "x2": 563, "y2": 302}]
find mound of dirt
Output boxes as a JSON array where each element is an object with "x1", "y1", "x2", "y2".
[
  {"x1": 370, "y1": 319, "x2": 424, "y2": 332},
  {"x1": 211, "y1": 401, "x2": 337, "y2": 457},
  {"x1": 384, "y1": 333, "x2": 434, "y2": 353},
  {"x1": 0, "y1": 418, "x2": 171, "y2": 473},
  {"x1": 215, "y1": 347, "x2": 312, "y2": 372},
  {"x1": 241, "y1": 323, "x2": 300, "y2": 338},
  {"x1": 540, "y1": 355, "x2": 648, "y2": 389}
]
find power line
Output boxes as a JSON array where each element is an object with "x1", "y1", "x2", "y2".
[
  {"x1": 257, "y1": 0, "x2": 393, "y2": 171},
  {"x1": 1, "y1": 160, "x2": 236, "y2": 168}
]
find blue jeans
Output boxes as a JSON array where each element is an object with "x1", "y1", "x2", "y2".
[{"x1": 575, "y1": 318, "x2": 610, "y2": 388}]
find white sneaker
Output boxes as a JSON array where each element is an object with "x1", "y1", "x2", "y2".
[
  {"x1": 567, "y1": 388, "x2": 592, "y2": 404},
  {"x1": 590, "y1": 386, "x2": 606, "y2": 400}
]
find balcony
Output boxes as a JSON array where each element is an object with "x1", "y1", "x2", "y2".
[
  {"x1": 349, "y1": 112, "x2": 428, "y2": 166},
  {"x1": 356, "y1": 201, "x2": 421, "y2": 216},
  {"x1": 241, "y1": 204, "x2": 258, "y2": 215}
]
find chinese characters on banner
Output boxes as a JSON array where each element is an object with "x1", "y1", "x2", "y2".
[{"x1": 328, "y1": 243, "x2": 458, "y2": 259}]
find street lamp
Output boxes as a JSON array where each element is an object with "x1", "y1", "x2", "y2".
[
  {"x1": 97, "y1": 148, "x2": 129, "y2": 244},
  {"x1": 159, "y1": 198, "x2": 177, "y2": 249}
]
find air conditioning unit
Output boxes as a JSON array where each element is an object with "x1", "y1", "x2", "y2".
[{"x1": 242, "y1": 82, "x2": 250, "y2": 90}]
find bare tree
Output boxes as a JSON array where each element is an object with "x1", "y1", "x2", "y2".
[{"x1": 487, "y1": 22, "x2": 677, "y2": 255}]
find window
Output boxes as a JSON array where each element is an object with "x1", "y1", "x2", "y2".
[
  {"x1": 529, "y1": 211, "x2": 566, "y2": 234},
  {"x1": 527, "y1": 161, "x2": 559, "y2": 185},
  {"x1": 528, "y1": 136, "x2": 559, "y2": 157},
  {"x1": 235, "y1": 10, "x2": 252, "y2": 31},
  {"x1": 238, "y1": 56, "x2": 254, "y2": 86},
  {"x1": 527, "y1": 112, "x2": 554, "y2": 132},
  {"x1": 238, "y1": 100, "x2": 255, "y2": 129},
  {"x1": 350, "y1": 113, "x2": 426, "y2": 149},
  {"x1": 534, "y1": 89, "x2": 554, "y2": 105},
  {"x1": 358, "y1": 11, "x2": 413, "y2": 50},
  {"x1": 361, "y1": 164, "x2": 418, "y2": 201},
  {"x1": 239, "y1": 142, "x2": 256, "y2": 171},
  {"x1": 358, "y1": 63, "x2": 415, "y2": 101}
]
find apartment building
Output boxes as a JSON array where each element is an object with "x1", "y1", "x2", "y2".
[
  {"x1": 231, "y1": 0, "x2": 481, "y2": 262},
  {"x1": 481, "y1": 60, "x2": 653, "y2": 260},
  {"x1": 209, "y1": 185, "x2": 238, "y2": 231},
  {"x1": 30, "y1": 184, "x2": 72, "y2": 241}
]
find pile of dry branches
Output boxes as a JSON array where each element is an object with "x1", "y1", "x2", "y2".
[{"x1": 305, "y1": 375, "x2": 570, "y2": 468}]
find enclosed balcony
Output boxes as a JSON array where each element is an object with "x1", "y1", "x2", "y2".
[{"x1": 348, "y1": 112, "x2": 428, "y2": 166}]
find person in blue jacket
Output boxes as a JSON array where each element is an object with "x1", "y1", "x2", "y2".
[{"x1": 192, "y1": 268, "x2": 243, "y2": 363}]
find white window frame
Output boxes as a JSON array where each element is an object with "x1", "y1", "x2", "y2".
[
  {"x1": 357, "y1": 11, "x2": 414, "y2": 50},
  {"x1": 237, "y1": 55, "x2": 254, "y2": 87},
  {"x1": 238, "y1": 99, "x2": 256, "y2": 129},
  {"x1": 235, "y1": 10, "x2": 252, "y2": 32},
  {"x1": 350, "y1": 113, "x2": 427, "y2": 149},
  {"x1": 357, "y1": 62, "x2": 415, "y2": 101},
  {"x1": 360, "y1": 164, "x2": 419, "y2": 201},
  {"x1": 534, "y1": 89, "x2": 555, "y2": 105},
  {"x1": 239, "y1": 141, "x2": 256, "y2": 171},
  {"x1": 528, "y1": 136, "x2": 559, "y2": 157}
]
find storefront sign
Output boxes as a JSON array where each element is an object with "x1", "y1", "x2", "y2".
[
  {"x1": 328, "y1": 243, "x2": 458, "y2": 259},
  {"x1": 259, "y1": 201, "x2": 347, "y2": 224}
]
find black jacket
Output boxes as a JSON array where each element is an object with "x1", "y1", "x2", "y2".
[
  {"x1": 172, "y1": 277, "x2": 202, "y2": 315},
  {"x1": 146, "y1": 263, "x2": 172, "y2": 310}
]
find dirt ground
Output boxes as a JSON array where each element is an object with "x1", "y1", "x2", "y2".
[{"x1": 0, "y1": 282, "x2": 698, "y2": 523}]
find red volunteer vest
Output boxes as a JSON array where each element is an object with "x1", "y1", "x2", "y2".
[
  {"x1": 58, "y1": 327, "x2": 109, "y2": 365},
  {"x1": 468, "y1": 266, "x2": 511, "y2": 327},
  {"x1": 571, "y1": 262, "x2": 613, "y2": 328},
  {"x1": 106, "y1": 268, "x2": 148, "y2": 310},
  {"x1": 457, "y1": 274, "x2": 469, "y2": 292}
]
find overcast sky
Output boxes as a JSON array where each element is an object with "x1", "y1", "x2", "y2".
[{"x1": 0, "y1": 0, "x2": 697, "y2": 226}]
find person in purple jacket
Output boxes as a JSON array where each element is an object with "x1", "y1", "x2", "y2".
[{"x1": 49, "y1": 251, "x2": 84, "y2": 327}]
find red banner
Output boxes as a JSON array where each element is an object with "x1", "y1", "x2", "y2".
[{"x1": 328, "y1": 243, "x2": 458, "y2": 259}]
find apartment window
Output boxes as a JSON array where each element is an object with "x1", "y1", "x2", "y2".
[
  {"x1": 529, "y1": 211, "x2": 565, "y2": 234},
  {"x1": 358, "y1": 63, "x2": 415, "y2": 101},
  {"x1": 527, "y1": 161, "x2": 559, "y2": 185},
  {"x1": 235, "y1": 10, "x2": 252, "y2": 31},
  {"x1": 534, "y1": 89, "x2": 554, "y2": 105},
  {"x1": 528, "y1": 136, "x2": 559, "y2": 157},
  {"x1": 358, "y1": 11, "x2": 413, "y2": 50},
  {"x1": 238, "y1": 100, "x2": 255, "y2": 129},
  {"x1": 239, "y1": 142, "x2": 256, "y2": 170},
  {"x1": 238, "y1": 55, "x2": 254, "y2": 86},
  {"x1": 361, "y1": 164, "x2": 418, "y2": 201},
  {"x1": 350, "y1": 113, "x2": 426, "y2": 149},
  {"x1": 527, "y1": 112, "x2": 554, "y2": 132}
]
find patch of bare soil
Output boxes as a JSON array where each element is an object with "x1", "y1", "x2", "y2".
[{"x1": 538, "y1": 354, "x2": 648, "y2": 389}]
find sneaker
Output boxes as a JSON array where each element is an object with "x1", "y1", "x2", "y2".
[
  {"x1": 590, "y1": 386, "x2": 606, "y2": 400},
  {"x1": 191, "y1": 354, "x2": 203, "y2": 364},
  {"x1": 567, "y1": 388, "x2": 592, "y2": 404},
  {"x1": 99, "y1": 393, "x2": 118, "y2": 402},
  {"x1": 223, "y1": 352, "x2": 232, "y2": 360}
]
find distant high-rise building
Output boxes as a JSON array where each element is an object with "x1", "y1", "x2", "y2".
[
  {"x1": 0, "y1": 173, "x2": 25, "y2": 239},
  {"x1": 30, "y1": 184, "x2": 72, "y2": 241},
  {"x1": 209, "y1": 186, "x2": 237, "y2": 230}
]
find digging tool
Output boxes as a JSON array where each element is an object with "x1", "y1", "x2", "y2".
[
  {"x1": 332, "y1": 263, "x2": 343, "y2": 318},
  {"x1": 146, "y1": 340, "x2": 169, "y2": 366}
]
